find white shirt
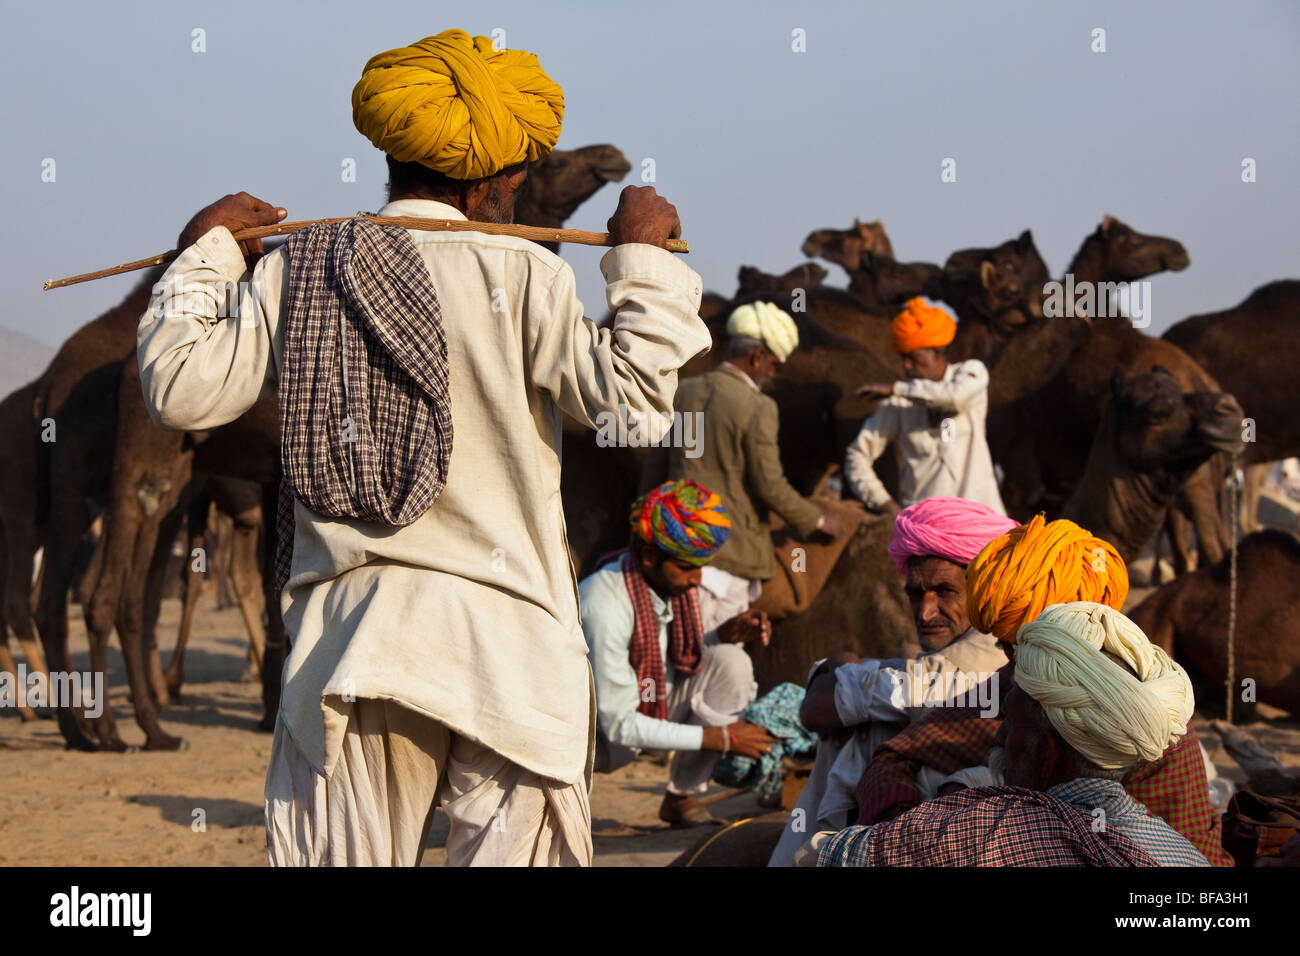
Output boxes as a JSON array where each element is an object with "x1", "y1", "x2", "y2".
[
  {"x1": 844, "y1": 359, "x2": 1005, "y2": 514},
  {"x1": 136, "y1": 199, "x2": 709, "y2": 785}
]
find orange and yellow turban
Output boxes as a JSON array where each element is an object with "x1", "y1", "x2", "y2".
[
  {"x1": 629, "y1": 480, "x2": 731, "y2": 566},
  {"x1": 352, "y1": 30, "x2": 564, "y2": 180},
  {"x1": 966, "y1": 514, "x2": 1128, "y2": 643},
  {"x1": 889, "y1": 297, "x2": 957, "y2": 355}
]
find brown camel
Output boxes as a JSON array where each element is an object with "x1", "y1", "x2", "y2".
[
  {"x1": 800, "y1": 219, "x2": 938, "y2": 310},
  {"x1": 514, "y1": 143, "x2": 631, "y2": 251},
  {"x1": 1128, "y1": 530, "x2": 1300, "y2": 721},
  {"x1": 0, "y1": 382, "x2": 50, "y2": 720},
  {"x1": 1062, "y1": 367, "x2": 1244, "y2": 561},
  {"x1": 735, "y1": 262, "x2": 828, "y2": 297}
]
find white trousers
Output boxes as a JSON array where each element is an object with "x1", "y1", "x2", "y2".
[{"x1": 264, "y1": 698, "x2": 593, "y2": 866}]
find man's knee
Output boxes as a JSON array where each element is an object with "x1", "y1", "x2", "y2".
[{"x1": 710, "y1": 642, "x2": 754, "y2": 683}]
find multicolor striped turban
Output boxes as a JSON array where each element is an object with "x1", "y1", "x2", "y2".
[
  {"x1": 1017, "y1": 602, "x2": 1194, "y2": 769},
  {"x1": 966, "y1": 514, "x2": 1128, "y2": 644},
  {"x1": 887, "y1": 497, "x2": 1020, "y2": 576},
  {"x1": 890, "y1": 297, "x2": 957, "y2": 354},
  {"x1": 629, "y1": 479, "x2": 731, "y2": 566},
  {"x1": 352, "y1": 29, "x2": 564, "y2": 180}
]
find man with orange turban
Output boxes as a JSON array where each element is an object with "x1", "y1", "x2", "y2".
[
  {"x1": 138, "y1": 30, "x2": 712, "y2": 866},
  {"x1": 850, "y1": 515, "x2": 1232, "y2": 865},
  {"x1": 844, "y1": 297, "x2": 1005, "y2": 518}
]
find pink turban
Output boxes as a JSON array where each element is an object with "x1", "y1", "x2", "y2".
[{"x1": 887, "y1": 497, "x2": 1019, "y2": 576}]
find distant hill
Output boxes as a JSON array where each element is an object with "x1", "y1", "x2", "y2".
[{"x1": 0, "y1": 327, "x2": 54, "y2": 397}]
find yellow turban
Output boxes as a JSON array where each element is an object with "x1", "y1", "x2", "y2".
[
  {"x1": 890, "y1": 297, "x2": 956, "y2": 354},
  {"x1": 352, "y1": 30, "x2": 564, "y2": 180},
  {"x1": 727, "y1": 301, "x2": 799, "y2": 362},
  {"x1": 966, "y1": 514, "x2": 1128, "y2": 643},
  {"x1": 1016, "y1": 602, "x2": 1194, "y2": 769}
]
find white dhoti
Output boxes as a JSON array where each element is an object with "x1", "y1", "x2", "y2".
[{"x1": 265, "y1": 698, "x2": 593, "y2": 867}]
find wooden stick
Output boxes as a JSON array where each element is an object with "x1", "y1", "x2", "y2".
[{"x1": 43, "y1": 215, "x2": 690, "y2": 290}]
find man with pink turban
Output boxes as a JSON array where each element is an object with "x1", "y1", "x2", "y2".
[{"x1": 768, "y1": 497, "x2": 1018, "y2": 865}]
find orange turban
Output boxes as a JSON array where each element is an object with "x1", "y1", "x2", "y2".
[
  {"x1": 890, "y1": 297, "x2": 956, "y2": 354},
  {"x1": 966, "y1": 514, "x2": 1128, "y2": 643}
]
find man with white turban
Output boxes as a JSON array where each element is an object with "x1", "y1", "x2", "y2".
[
  {"x1": 813, "y1": 602, "x2": 1209, "y2": 866},
  {"x1": 651, "y1": 300, "x2": 856, "y2": 629},
  {"x1": 137, "y1": 29, "x2": 711, "y2": 865}
]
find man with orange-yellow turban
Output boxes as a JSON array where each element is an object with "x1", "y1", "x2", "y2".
[
  {"x1": 849, "y1": 514, "x2": 1232, "y2": 865},
  {"x1": 138, "y1": 29, "x2": 711, "y2": 866},
  {"x1": 844, "y1": 297, "x2": 1005, "y2": 518}
]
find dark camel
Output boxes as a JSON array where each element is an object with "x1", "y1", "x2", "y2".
[
  {"x1": 801, "y1": 219, "x2": 939, "y2": 310},
  {"x1": 1128, "y1": 530, "x2": 1300, "y2": 722},
  {"x1": 1062, "y1": 367, "x2": 1244, "y2": 561},
  {"x1": 515, "y1": 143, "x2": 631, "y2": 251}
]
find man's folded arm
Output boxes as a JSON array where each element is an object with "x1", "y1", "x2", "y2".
[
  {"x1": 744, "y1": 400, "x2": 822, "y2": 536},
  {"x1": 137, "y1": 226, "x2": 282, "y2": 431},
  {"x1": 843, "y1": 407, "x2": 897, "y2": 509}
]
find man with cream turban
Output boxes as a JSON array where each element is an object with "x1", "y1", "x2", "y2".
[
  {"x1": 768, "y1": 497, "x2": 1018, "y2": 866},
  {"x1": 138, "y1": 29, "x2": 712, "y2": 865},
  {"x1": 845, "y1": 297, "x2": 1004, "y2": 518},
  {"x1": 580, "y1": 479, "x2": 780, "y2": 826},
  {"x1": 848, "y1": 514, "x2": 1232, "y2": 865},
  {"x1": 814, "y1": 602, "x2": 1208, "y2": 866},
  {"x1": 651, "y1": 299, "x2": 855, "y2": 626}
]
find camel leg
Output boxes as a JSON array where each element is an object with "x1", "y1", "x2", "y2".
[
  {"x1": 213, "y1": 509, "x2": 237, "y2": 610},
  {"x1": 84, "y1": 608, "x2": 127, "y2": 751},
  {"x1": 165, "y1": 492, "x2": 211, "y2": 699},
  {"x1": 0, "y1": 642, "x2": 38, "y2": 721},
  {"x1": 2, "y1": 519, "x2": 52, "y2": 716},
  {"x1": 1184, "y1": 462, "x2": 1230, "y2": 567},
  {"x1": 228, "y1": 518, "x2": 266, "y2": 677},
  {"x1": 140, "y1": 504, "x2": 186, "y2": 710},
  {"x1": 1165, "y1": 507, "x2": 1195, "y2": 577}
]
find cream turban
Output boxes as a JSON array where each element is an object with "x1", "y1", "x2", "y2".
[
  {"x1": 1015, "y1": 602, "x2": 1194, "y2": 770},
  {"x1": 726, "y1": 301, "x2": 799, "y2": 362},
  {"x1": 352, "y1": 30, "x2": 564, "y2": 180}
]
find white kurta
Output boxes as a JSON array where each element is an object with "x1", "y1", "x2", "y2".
[
  {"x1": 137, "y1": 198, "x2": 709, "y2": 787},
  {"x1": 843, "y1": 359, "x2": 1005, "y2": 514}
]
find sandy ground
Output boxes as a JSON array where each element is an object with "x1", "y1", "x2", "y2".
[
  {"x1": 2, "y1": 585, "x2": 1296, "y2": 867},
  {"x1": 0, "y1": 589, "x2": 764, "y2": 866}
]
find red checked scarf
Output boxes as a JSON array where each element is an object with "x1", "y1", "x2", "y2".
[
  {"x1": 273, "y1": 216, "x2": 453, "y2": 590},
  {"x1": 621, "y1": 551, "x2": 703, "y2": 719}
]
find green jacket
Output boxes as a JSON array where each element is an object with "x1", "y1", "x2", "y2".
[{"x1": 666, "y1": 364, "x2": 822, "y2": 580}]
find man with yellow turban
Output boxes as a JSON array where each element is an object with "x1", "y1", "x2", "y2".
[
  {"x1": 651, "y1": 300, "x2": 854, "y2": 625},
  {"x1": 813, "y1": 602, "x2": 1209, "y2": 866},
  {"x1": 850, "y1": 515, "x2": 1233, "y2": 865},
  {"x1": 580, "y1": 479, "x2": 780, "y2": 826},
  {"x1": 845, "y1": 297, "x2": 1005, "y2": 518},
  {"x1": 138, "y1": 30, "x2": 712, "y2": 866}
]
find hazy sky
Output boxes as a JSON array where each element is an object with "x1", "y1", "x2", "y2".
[{"x1": 3, "y1": 0, "x2": 1297, "y2": 349}]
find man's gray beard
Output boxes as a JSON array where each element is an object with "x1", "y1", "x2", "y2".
[{"x1": 475, "y1": 185, "x2": 515, "y2": 224}]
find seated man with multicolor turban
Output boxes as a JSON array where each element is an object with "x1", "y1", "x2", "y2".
[
  {"x1": 768, "y1": 497, "x2": 1018, "y2": 866},
  {"x1": 845, "y1": 297, "x2": 1005, "y2": 519},
  {"x1": 657, "y1": 300, "x2": 856, "y2": 625},
  {"x1": 812, "y1": 602, "x2": 1208, "y2": 866},
  {"x1": 139, "y1": 29, "x2": 711, "y2": 866},
  {"x1": 580, "y1": 479, "x2": 780, "y2": 826},
  {"x1": 849, "y1": 514, "x2": 1232, "y2": 865}
]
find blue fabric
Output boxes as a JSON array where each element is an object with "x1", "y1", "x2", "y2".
[
  {"x1": 712, "y1": 682, "x2": 817, "y2": 796},
  {"x1": 1047, "y1": 777, "x2": 1210, "y2": 867}
]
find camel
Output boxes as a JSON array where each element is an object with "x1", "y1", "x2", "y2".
[
  {"x1": 800, "y1": 219, "x2": 938, "y2": 310},
  {"x1": 735, "y1": 262, "x2": 827, "y2": 298},
  {"x1": 1128, "y1": 530, "x2": 1300, "y2": 721},
  {"x1": 514, "y1": 143, "x2": 631, "y2": 252},
  {"x1": 1062, "y1": 367, "x2": 1244, "y2": 561},
  {"x1": 1163, "y1": 280, "x2": 1300, "y2": 531}
]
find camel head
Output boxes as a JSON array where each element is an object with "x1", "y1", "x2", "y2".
[
  {"x1": 514, "y1": 143, "x2": 631, "y2": 229},
  {"x1": 736, "y1": 262, "x2": 828, "y2": 297},
  {"x1": 1088, "y1": 215, "x2": 1191, "y2": 282},
  {"x1": 937, "y1": 230, "x2": 1050, "y2": 332},
  {"x1": 801, "y1": 219, "x2": 895, "y2": 271},
  {"x1": 1109, "y1": 366, "x2": 1244, "y2": 478},
  {"x1": 858, "y1": 251, "x2": 941, "y2": 308}
]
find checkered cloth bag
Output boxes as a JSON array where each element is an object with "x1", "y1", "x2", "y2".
[{"x1": 274, "y1": 216, "x2": 453, "y2": 590}]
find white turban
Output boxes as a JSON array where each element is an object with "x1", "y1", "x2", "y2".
[
  {"x1": 726, "y1": 301, "x2": 799, "y2": 362},
  {"x1": 1014, "y1": 602, "x2": 1194, "y2": 770}
]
